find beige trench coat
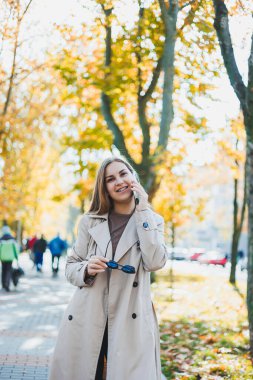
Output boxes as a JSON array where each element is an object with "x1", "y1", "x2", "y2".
[{"x1": 49, "y1": 209, "x2": 167, "y2": 380}]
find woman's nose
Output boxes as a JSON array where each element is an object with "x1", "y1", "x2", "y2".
[{"x1": 115, "y1": 177, "x2": 123, "y2": 185}]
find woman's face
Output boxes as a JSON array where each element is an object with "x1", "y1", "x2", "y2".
[{"x1": 105, "y1": 161, "x2": 134, "y2": 205}]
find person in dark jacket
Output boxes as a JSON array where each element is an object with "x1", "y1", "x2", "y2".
[
  {"x1": 48, "y1": 233, "x2": 67, "y2": 274},
  {"x1": 0, "y1": 225, "x2": 19, "y2": 291},
  {"x1": 33, "y1": 234, "x2": 47, "y2": 272}
]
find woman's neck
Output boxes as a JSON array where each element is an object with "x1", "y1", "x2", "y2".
[{"x1": 113, "y1": 198, "x2": 135, "y2": 215}]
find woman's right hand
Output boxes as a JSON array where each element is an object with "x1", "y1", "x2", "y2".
[{"x1": 87, "y1": 256, "x2": 109, "y2": 276}]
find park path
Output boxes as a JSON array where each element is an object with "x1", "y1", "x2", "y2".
[{"x1": 0, "y1": 251, "x2": 73, "y2": 380}]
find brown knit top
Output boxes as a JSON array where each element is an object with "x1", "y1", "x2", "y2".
[{"x1": 108, "y1": 210, "x2": 133, "y2": 259}]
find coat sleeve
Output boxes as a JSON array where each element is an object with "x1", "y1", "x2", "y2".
[
  {"x1": 135, "y1": 209, "x2": 168, "y2": 272},
  {"x1": 65, "y1": 215, "x2": 96, "y2": 287}
]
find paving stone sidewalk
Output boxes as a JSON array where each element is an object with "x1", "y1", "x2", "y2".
[{"x1": 0, "y1": 251, "x2": 73, "y2": 380}]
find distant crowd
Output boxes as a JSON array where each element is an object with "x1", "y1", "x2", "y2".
[{"x1": 0, "y1": 223, "x2": 68, "y2": 292}]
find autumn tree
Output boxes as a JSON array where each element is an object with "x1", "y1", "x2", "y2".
[
  {"x1": 211, "y1": 0, "x2": 253, "y2": 358},
  {"x1": 0, "y1": 0, "x2": 63, "y2": 236},
  {"x1": 0, "y1": 0, "x2": 34, "y2": 145},
  {"x1": 54, "y1": 0, "x2": 219, "y2": 199}
]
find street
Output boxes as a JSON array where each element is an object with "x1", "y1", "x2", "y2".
[{"x1": 164, "y1": 259, "x2": 247, "y2": 282}]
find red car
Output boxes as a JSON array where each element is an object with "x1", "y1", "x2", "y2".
[
  {"x1": 189, "y1": 248, "x2": 205, "y2": 261},
  {"x1": 198, "y1": 251, "x2": 228, "y2": 267}
]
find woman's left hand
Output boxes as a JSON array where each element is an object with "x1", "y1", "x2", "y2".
[{"x1": 130, "y1": 181, "x2": 149, "y2": 211}]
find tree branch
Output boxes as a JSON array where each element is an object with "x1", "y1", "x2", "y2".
[
  {"x1": 179, "y1": 0, "x2": 196, "y2": 11},
  {"x1": 141, "y1": 57, "x2": 163, "y2": 105},
  {"x1": 136, "y1": 4, "x2": 144, "y2": 97},
  {"x1": 2, "y1": 17, "x2": 20, "y2": 116},
  {"x1": 19, "y1": 0, "x2": 33, "y2": 22},
  {"x1": 157, "y1": 0, "x2": 178, "y2": 150},
  {"x1": 101, "y1": 93, "x2": 136, "y2": 166},
  {"x1": 100, "y1": 4, "x2": 137, "y2": 168},
  {"x1": 179, "y1": 0, "x2": 199, "y2": 31},
  {"x1": 213, "y1": 0, "x2": 247, "y2": 113}
]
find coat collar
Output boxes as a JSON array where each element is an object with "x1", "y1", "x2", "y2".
[
  {"x1": 114, "y1": 213, "x2": 138, "y2": 262},
  {"x1": 87, "y1": 212, "x2": 138, "y2": 262}
]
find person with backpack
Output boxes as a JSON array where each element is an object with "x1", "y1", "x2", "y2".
[
  {"x1": 48, "y1": 233, "x2": 67, "y2": 274},
  {"x1": 0, "y1": 225, "x2": 19, "y2": 292}
]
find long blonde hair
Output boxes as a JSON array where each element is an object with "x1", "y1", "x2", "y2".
[{"x1": 88, "y1": 156, "x2": 136, "y2": 215}]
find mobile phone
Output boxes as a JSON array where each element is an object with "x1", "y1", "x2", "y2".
[{"x1": 133, "y1": 190, "x2": 139, "y2": 205}]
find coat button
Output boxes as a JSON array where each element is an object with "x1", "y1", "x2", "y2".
[
  {"x1": 133, "y1": 282, "x2": 138, "y2": 287},
  {"x1": 143, "y1": 222, "x2": 149, "y2": 229},
  {"x1": 132, "y1": 313, "x2": 137, "y2": 319},
  {"x1": 137, "y1": 240, "x2": 140, "y2": 249},
  {"x1": 68, "y1": 315, "x2": 73, "y2": 321}
]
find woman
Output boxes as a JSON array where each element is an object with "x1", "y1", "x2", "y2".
[{"x1": 49, "y1": 156, "x2": 167, "y2": 380}]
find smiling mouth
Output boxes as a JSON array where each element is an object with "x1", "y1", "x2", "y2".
[{"x1": 116, "y1": 186, "x2": 128, "y2": 193}]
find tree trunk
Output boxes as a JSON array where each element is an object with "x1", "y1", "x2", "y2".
[
  {"x1": 247, "y1": 140, "x2": 253, "y2": 360},
  {"x1": 229, "y1": 227, "x2": 239, "y2": 284},
  {"x1": 212, "y1": 0, "x2": 253, "y2": 359},
  {"x1": 230, "y1": 157, "x2": 247, "y2": 284},
  {"x1": 168, "y1": 223, "x2": 175, "y2": 302}
]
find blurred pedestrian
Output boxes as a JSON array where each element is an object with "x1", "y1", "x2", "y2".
[
  {"x1": 49, "y1": 156, "x2": 167, "y2": 380},
  {"x1": 33, "y1": 234, "x2": 47, "y2": 272},
  {"x1": 0, "y1": 225, "x2": 19, "y2": 292},
  {"x1": 48, "y1": 233, "x2": 67, "y2": 274},
  {"x1": 237, "y1": 250, "x2": 244, "y2": 261},
  {"x1": 27, "y1": 234, "x2": 38, "y2": 265}
]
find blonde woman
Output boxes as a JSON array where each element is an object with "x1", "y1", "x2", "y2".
[{"x1": 49, "y1": 156, "x2": 167, "y2": 380}]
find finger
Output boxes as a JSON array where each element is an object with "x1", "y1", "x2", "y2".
[
  {"x1": 96, "y1": 256, "x2": 109, "y2": 263},
  {"x1": 89, "y1": 261, "x2": 106, "y2": 268},
  {"x1": 89, "y1": 260, "x2": 107, "y2": 269}
]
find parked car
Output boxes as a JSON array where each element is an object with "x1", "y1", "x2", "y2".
[
  {"x1": 167, "y1": 247, "x2": 190, "y2": 260},
  {"x1": 189, "y1": 247, "x2": 205, "y2": 261},
  {"x1": 198, "y1": 250, "x2": 228, "y2": 267}
]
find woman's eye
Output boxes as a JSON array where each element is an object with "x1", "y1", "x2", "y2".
[
  {"x1": 121, "y1": 172, "x2": 127, "y2": 176},
  {"x1": 106, "y1": 178, "x2": 114, "y2": 183}
]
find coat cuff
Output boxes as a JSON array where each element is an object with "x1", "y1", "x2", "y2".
[
  {"x1": 77, "y1": 261, "x2": 96, "y2": 287},
  {"x1": 83, "y1": 265, "x2": 96, "y2": 286}
]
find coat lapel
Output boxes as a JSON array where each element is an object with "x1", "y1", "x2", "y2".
[
  {"x1": 88, "y1": 214, "x2": 113, "y2": 260},
  {"x1": 114, "y1": 213, "x2": 138, "y2": 263}
]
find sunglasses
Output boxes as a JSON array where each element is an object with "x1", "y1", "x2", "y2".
[{"x1": 106, "y1": 260, "x2": 135, "y2": 274}]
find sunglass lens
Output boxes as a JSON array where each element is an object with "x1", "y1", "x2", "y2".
[
  {"x1": 122, "y1": 265, "x2": 135, "y2": 274},
  {"x1": 106, "y1": 260, "x2": 118, "y2": 269}
]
